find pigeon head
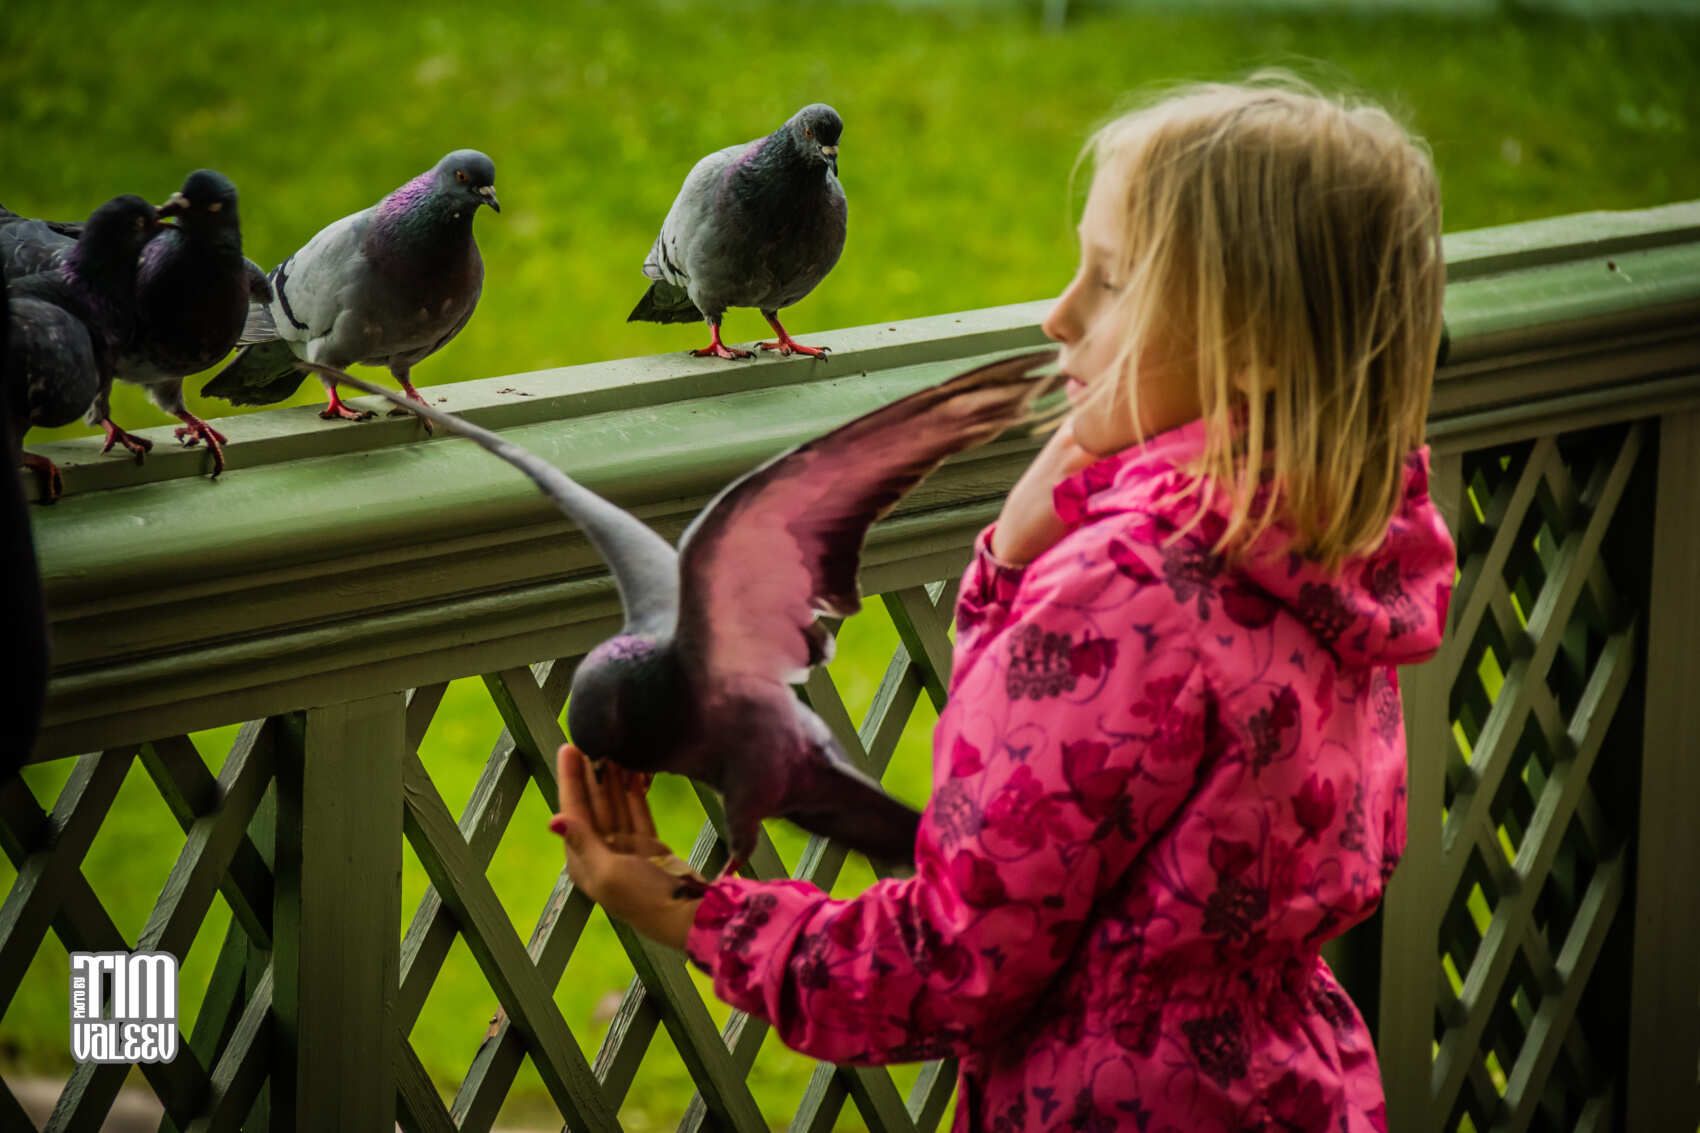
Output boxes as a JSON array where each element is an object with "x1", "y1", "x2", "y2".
[
  {"x1": 433, "y1": 149, "x2": 501, "y2": 214},
  {"x1": 565, "y1": 635, "x2": 693, "y2": 773},
  {"x1": 786, "y1": 104, "x2": 843, "y2": 172},
  {"x1": 156, "y1": 169, "x2": 240, "y2": 230},
  {"x1": 71, "y1": 194, "x2": 162, "y2": 273}
]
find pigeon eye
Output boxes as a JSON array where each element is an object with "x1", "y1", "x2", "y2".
[
  {"x1": 208, "y1": 201, "x2": 223, "y2": 213},
  {"x1": 456, "y1": 169, "x2": 469, "y2": 184},
  {"x1": 804, "y1": 126, "x2": 814, "y2": 139}
]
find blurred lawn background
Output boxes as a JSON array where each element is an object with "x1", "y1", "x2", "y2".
[{"x1": 2, "y1": 0, "x2": 1697, "y2": 1128}]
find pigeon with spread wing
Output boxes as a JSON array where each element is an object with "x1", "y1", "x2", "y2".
[{"x1": 302, "y1": 349, "x2": 1058, "y2": 869}]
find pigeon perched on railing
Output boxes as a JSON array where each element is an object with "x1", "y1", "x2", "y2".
[
  {"x1": 298, "y1": 349, "x2": 1059, "y2": 870},
  {"x1": 629, "y1": 104, "x2": 847, "y2": 361},
  {"x1": 0, "y1": 287, "x2": 49, "y2": 762},
  {"x1": 4, "y1": 196, "x2": 162, "y2": 498},
  {"x1": 40, "y1": 170, "x2": 272, "y2": 478},
  {"x1": 203, "y1": 150, "x2": 498, "y2": 428}
]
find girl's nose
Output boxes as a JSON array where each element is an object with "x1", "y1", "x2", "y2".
[{"x1": 1042, "y1": 291, "x2": 1079, "y2": 344}]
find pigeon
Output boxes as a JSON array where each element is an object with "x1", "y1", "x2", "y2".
[
  {"x1": 629, "y1": 103, "x2": 846, "y2": 361},
  {"x1": 0, "y1": 196, "x2": 164, "y2": 464},
  {"x1": 0, "y1": 284, "x2": 50, "y2": 763},
  {"x1": 4, "y1": 195, "x2": 163, "y2": 498},
  {"x1": 203, "y1": 150, "x2": 498, "y2": 427},
  {"x1": 297, "y1": 348, "x2": 1059, "y2": 869},
  {"x1": 43, "y1": 171, "x2": 273, "y2": 478}
]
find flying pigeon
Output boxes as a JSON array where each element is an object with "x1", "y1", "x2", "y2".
[
  {"x1": 298, "y1": 349, "x2": 1059, "y2": 869},
  {"x1": 42, "y1": 171, "x2": 273, "y2": 478},
  {"x1": 629, "y1": 103, "x2": 846, "y2": 361},
  {"x1": 4, "y1": 195, "x2": 163, "y2": 497},
  {"x1": 202, "y1": 150, "x2": 497, "y2": 427}
]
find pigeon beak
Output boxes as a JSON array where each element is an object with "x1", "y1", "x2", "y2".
[
  {"x1": 156, "y1": 191, "x2": 191, "y2": 219},
  {"x1": 478, "y1": 185, "x2": 501, "y2": 213},
  {"x1": 820, "y1": 145, "x2": 838, "y2": 159}
]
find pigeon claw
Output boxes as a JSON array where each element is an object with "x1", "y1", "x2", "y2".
[
  {"x1": 320, "y1": 404, "x2": 376, "y2": 422},
  {"x1": 172, "y1": 415, "x2": 230, "y2": 478},
  {"x1": 691, "y1": 343, "x2": 756, "y2": 361},
  {"x1": 757, "y1": 339, "x2": 831, "y2": 359},
  {"x1": 389, "y1": 384, "x2": 436, "y2": 434},
  {"x1": 99, "y1": 420, "x2": 153, "y2": 462},
  {"x1": 21, "y1": 453, "x2": 64, "y2": 503}
]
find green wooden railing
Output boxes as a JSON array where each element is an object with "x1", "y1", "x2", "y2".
[{"x1": 4, "y1": 200, "x2": 1699, "y2": 1132}]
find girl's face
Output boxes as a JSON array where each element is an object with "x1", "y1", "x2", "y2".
[{"x1": 1043, "y1": 170, "x2": 1201, "y2": 455}]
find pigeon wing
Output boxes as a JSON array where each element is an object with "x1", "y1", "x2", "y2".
[
  {"x1": 674, "y1": 349, "x2": 1058, "y2": 684},
  {"x1": 0, "y1": 217, "x2": 74, "y2": 282},
  {"x1": 783, "y1": 754, "x2": 922, "y2": 866},
  {"x1": 297, "y1": 362, "x2": 681, "y2": 635},
  {"x1": 642, "y1": 139, "x2": 756, "y2": 287},
  {"x1": 263, "y1": 208, "x2": 372, "y2": 349}
]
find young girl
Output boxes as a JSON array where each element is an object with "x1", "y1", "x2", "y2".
[{"x1": 551, "y1": 79, "x2": 1457, "y2": 1130}]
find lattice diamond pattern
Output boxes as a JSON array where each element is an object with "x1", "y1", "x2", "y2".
[
  {"x1": 0, "y1": 725, "x2": 277, "y2": 1132},
  {"x1": 1428, "y1": 424, "x2": 1645, "y2": 1132}
]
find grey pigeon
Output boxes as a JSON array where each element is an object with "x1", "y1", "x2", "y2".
[
  {"x1": 4, "y1": 195, "x2": 163, "y2": 497},
  {"x1": 299, "y1": 349, "x2": 1058, "y2": 871},
  {"x1": 203, "y1": 150, "x2": 498, "y2": 426},
  {"x1": 44, "y1": 171, "x2": 274, "y2": 478},
  {"x1": 629, "y1": 104, "x2": 846, "y2": 360}
]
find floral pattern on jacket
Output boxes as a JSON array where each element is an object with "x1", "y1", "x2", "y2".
[{"x1": 686, "y1": 415, "x2": 1457, "y2": 1131}]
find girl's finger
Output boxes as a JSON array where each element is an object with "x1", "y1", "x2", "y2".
[
  {"x1": 624, "y1": 775, "x2": 659, "y2": 839},
  {"x1": 583, "y1": 752, "x2": 618, "y2": 835},
  {"x1": 603, "y1": 766, "x2": 634, "y2": 837},
  {"x1": 555, "y1": 744, "x2": 597, "y2": 832}
]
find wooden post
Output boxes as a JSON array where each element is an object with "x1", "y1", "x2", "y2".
[
  {"x1": 270, "y1": 694, "x2": 405, "y2": 1131},
  {"x1": 1380, "y1": 450, "x2": 1463, "y2": 1131},
  {"x1": 1625, "y1": 410, "x2": 1700, "y2": 1128}
]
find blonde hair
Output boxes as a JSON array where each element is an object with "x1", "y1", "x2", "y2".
[{"x1": 1085, "y1": 75, "x2": 1444, "y2": 573}]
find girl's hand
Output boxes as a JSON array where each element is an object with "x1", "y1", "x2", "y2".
[
  {"x1": 989, "y1": 418, "x2": 1103, "y2": 566},
  {"x1": 550, "y1": 744, "x2": 708, "y2": 951}
]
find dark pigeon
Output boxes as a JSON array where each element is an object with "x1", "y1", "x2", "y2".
[
  {"x1": 629, "y1": 103, "x2": 847, "y2": 360},
  {"x1": 4, "y1": 195, "x2": 163, "y2": 498},
  {"x1": 299, "y1": 349, "x2": 1059, "y2": 870},
  {"x1": 203, "y1": 150, "x2": 498, "y2": 428},
  {"x1": 0, "y1": 284, "x2": 50, "y2": 765},
  {"x1": 45, "y1": 171, "x2": 273, "y2": 478}
]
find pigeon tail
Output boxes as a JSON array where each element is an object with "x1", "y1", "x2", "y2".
[
  {"x1": 237, "y1": 301, "x2": 279, "y2": 346},
  {"x1": 627, "y1": 280, "x2": 703, "y2": 325},
  {"x1": 781, "y1": 758, "x2": 922, "y2": 867},
  {"x1": 201, "y1": 340, "x2": 305, "y2": 406}
]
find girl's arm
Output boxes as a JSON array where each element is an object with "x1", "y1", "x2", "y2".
[
  {"x1": 953, "y1": 421, "x2": 1101, "y2": 688},
  {"x1": 684, "y1": 531, "x2": 1207, "y2": 1065}
]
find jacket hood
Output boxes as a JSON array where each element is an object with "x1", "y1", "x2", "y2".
[{"x1": 1052, "y1": 416, "x2": 1457, "y2": 667}]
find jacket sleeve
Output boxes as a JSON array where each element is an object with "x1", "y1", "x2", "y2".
[
  {"x1": 684, "y1": 523, "x2": 1209, "y2": 1065},
  {"x1": 949, "y1": 524, "x2": 1030, "y2": 691}
]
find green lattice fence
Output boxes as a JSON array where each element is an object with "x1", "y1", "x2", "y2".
[{"x1": 3, "y1": 202, "x2": 1699, "y2": 1131}]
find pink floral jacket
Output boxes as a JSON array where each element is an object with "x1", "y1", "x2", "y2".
[{"x1": 685, "y1": 417, "x2": 1457, "y2": 1131}]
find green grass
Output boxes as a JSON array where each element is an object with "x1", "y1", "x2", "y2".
[{"x1": 2, "y1": 0, "x2": 1697, "y2": 1126}]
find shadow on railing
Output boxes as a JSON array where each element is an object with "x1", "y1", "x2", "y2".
[{"x1": 4, "y1": 201, "x2": 1699, "y2": 1132}]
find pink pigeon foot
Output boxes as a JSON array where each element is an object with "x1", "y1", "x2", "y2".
[
  {"x1": 173, "y1": 412, "x2": 230, "y2": 477},
  {"x1": 757, "y1": 314, "x2": 829, "y2": 358},
  {"x1": 387, "y1": 381, "x2": 436, "y2": 434},
  {"x1": 319, "y1": 387, "x2": 376, "y2": 422},
  {"x1": 100, "y1": 419, "x2": 153, "y2": 461},
  {"x1": 690, "y1": 324, "x2": 754, "y2": 361},
  {"x1": 21, "y1": 453, "x2": 63, "y2": 503}
]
